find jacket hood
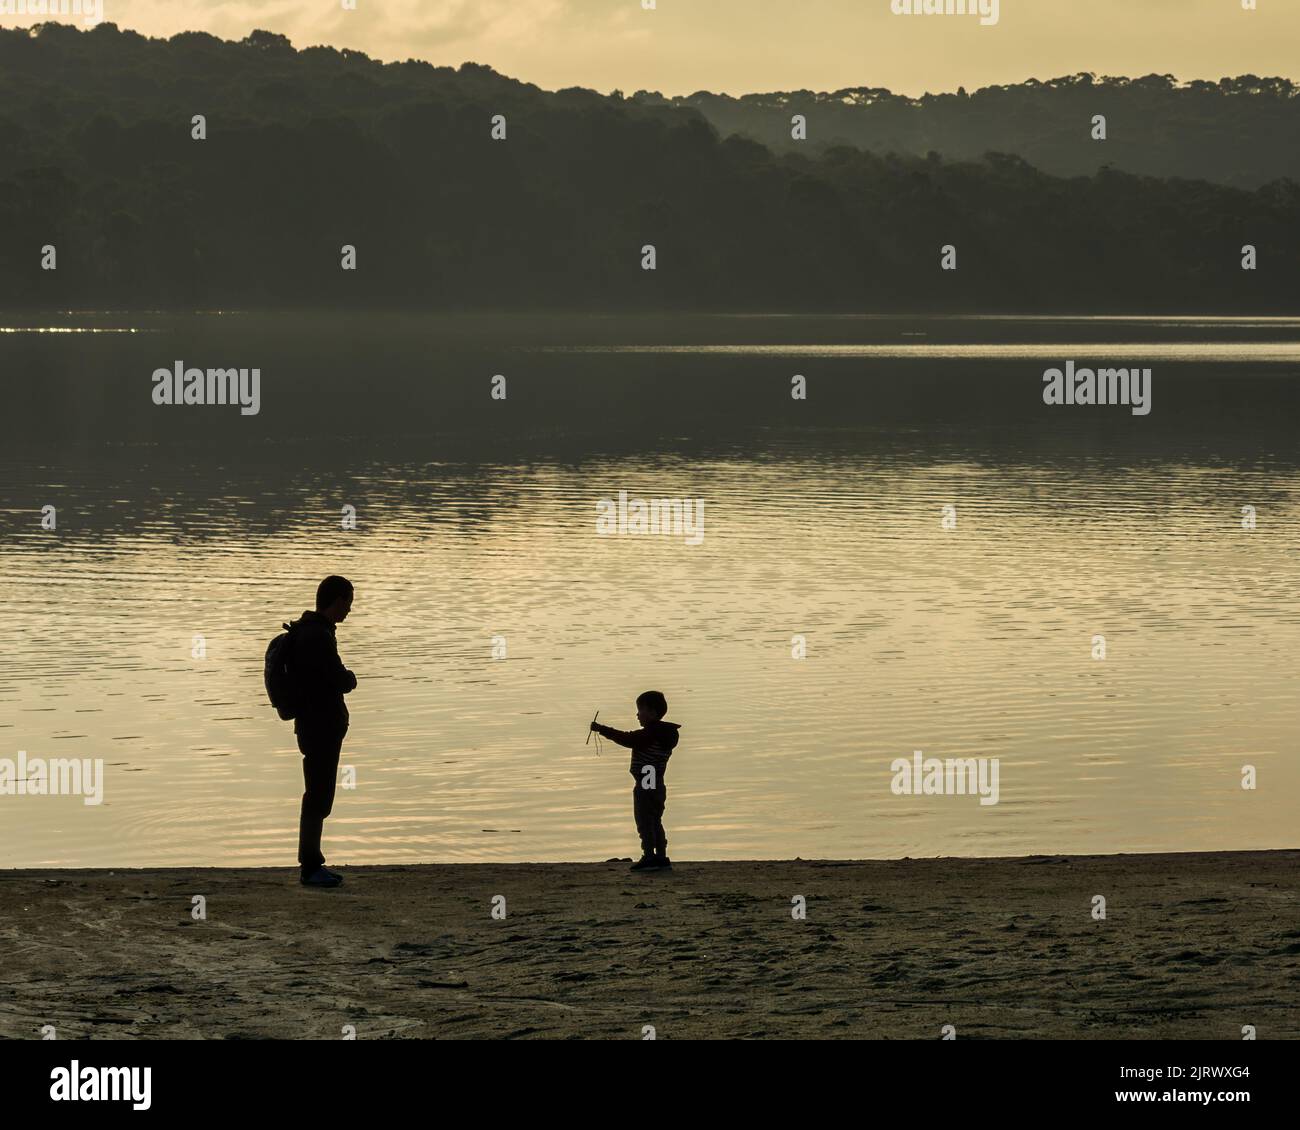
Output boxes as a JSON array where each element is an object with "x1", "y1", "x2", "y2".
[{"x1": 653, "y1": 720, "x2": 681, "y2": 746}]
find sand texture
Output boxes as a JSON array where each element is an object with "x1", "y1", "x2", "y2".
[{"x1": 2, "y1": 851, "x2": 1296, "y2": 1039}]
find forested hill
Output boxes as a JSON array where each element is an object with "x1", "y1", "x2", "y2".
[
  {"x1": 0, "y1": 23, "x2": 1296, "y2": 313},
  {"x1": 639, "y1": 76, "x2": 1300, "y2": 190}
]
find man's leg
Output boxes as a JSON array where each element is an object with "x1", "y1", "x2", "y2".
[{"x1": 297, "y1": 725, "x2": 344, "y2": 876}]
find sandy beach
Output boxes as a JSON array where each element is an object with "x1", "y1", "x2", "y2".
[{"x1": 2, "y1": 851, "x2": 1296, "y2": 1040}]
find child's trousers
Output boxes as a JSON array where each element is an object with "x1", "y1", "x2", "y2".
[{"x1": 633, "y1": 784, "x2": 668, "y2": 856}]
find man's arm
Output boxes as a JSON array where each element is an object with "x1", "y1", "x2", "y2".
[
  {"x1": 295, "y1": 628, "x2": 356, "y2": 694},
  {"x1": 329, "y1": 638, "x2": 357, "y2": 694},
  {"x1": 592, "y1": 723, "x2": 644, "y2": 749}
]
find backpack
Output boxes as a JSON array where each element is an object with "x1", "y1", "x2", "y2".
[{"x1": 264, "y1": 621, "x2": 300, "y2": 720}]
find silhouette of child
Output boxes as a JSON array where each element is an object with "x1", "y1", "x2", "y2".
[{"x1": 592, "y1": 691, "x2": 680, "y2": 871}]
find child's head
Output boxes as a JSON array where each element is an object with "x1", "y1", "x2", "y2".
[{"x1": 636, "y1": 690, "x2": 668, "y2": 725}]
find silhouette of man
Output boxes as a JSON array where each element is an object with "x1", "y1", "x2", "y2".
[{"x1": 292, "y1": 575, "x2": 356, "y2": 888}]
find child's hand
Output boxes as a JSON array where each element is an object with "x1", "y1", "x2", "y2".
[{"x1": 589, "y1": 721, "x2": 599, "y2": 732}]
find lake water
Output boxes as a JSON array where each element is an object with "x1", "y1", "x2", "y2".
[{"x1": 2, "y1": 313, "x2": 1297, "y2": 866}]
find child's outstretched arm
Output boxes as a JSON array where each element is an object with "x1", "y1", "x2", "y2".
[{"x1": 591, "y1": 722, "x2": 644, "y2": 749}]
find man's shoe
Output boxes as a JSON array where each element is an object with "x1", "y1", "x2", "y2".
[
  {"x1": 629, "y1": 855, "x2": 660, "y2": 872},
  {"x1": 301, "y1": 867, "x2": 342, "y2": 888},
  {"x1": 656, "y1": 855, "x2": 673, "y2": 870}
]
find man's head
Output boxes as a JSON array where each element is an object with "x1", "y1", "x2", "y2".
[
  {"x1": 316, "y1": 575, "x2": 354, "y2": 623},
  {"x1": 636, "y1": 690, "x2": 667, "y2": 726}
]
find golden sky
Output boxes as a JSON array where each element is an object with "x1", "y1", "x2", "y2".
[{"x1": 7, "y1": 0, "x2": 1298, "y2": 96}]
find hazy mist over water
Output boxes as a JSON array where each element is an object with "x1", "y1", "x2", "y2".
[{"x1": 2, "y1": 313, "x2": 1297, "y2": 867}]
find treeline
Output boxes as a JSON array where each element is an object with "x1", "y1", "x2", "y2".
[
  {"x1": 643, "y1": 75, "x2": 1300, "y2": 189},
  {"x1": 0, "y1": 23, "x2": 1296, "y2": 313}
]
